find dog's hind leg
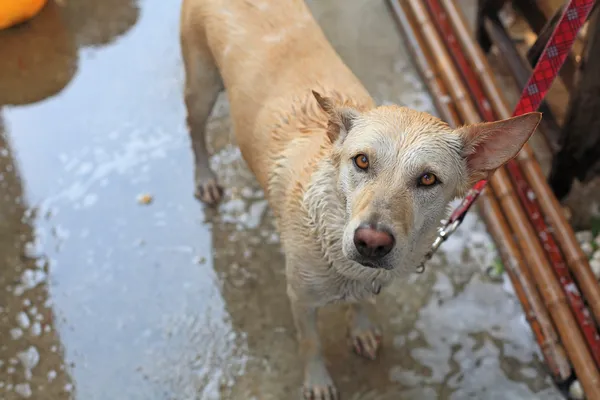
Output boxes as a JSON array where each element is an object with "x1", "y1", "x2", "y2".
[
  {"x1": 347, "y1": 301, "x2": 382, "y2": 360},
  {"x1": 180, "y1": 16, "x2": 224, "y2": 205}
]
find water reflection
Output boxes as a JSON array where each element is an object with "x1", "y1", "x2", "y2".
[
  {"x1": 1, "y1": 0, "x2": 139, "y2": 399},
  {"x1": 60, "y1": 0, "x2": 139, "y2": 47},
  {"x1": 0, "y1": 0, "x2": 139, "y2": 107},
  {"x1": 0, "y1": 119, "x2": 75, "y2": 399},
  {"x1": 0, "y1": 1, "x2": 76, "y2": 106}
]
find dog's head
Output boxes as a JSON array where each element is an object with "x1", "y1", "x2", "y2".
[{"x1": 313, "y1": 91, "x2": 541, "y2": 272}]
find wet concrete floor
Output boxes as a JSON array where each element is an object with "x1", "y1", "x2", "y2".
[{"x1": 0, "y1": 1, "x2": 564, "y2": 399}]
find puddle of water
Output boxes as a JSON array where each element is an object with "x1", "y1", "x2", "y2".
[
  {"x1": 0, "y1": 0, "x2": 562, "y2": 399},
  {"x1": 1, "y1": 1, "x2": 250, "y2": 399}
]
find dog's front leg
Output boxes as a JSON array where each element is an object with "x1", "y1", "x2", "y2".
[
  {"x1": 289, "y1": 294, "x2": 338, "y2": 400},
  {"x1": 347, "y1": 300, "x2": 382, "y2": 360}
]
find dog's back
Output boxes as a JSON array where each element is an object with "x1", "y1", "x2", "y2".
[{"x1": 181, "y1": 0, "x2": 373, "y2": 200}]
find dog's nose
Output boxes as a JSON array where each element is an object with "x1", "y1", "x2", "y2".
[{"x1": 353, "y1": 226, "x2": 395, "y2": 260}]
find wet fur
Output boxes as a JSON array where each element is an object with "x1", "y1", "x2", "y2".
[{"x1": 179, "y1": 0, "x2": 541, "y2": 398}]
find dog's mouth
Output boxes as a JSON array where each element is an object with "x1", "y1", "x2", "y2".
[
  {"x1": 356, "y1": 258, "x2": 394, "y2": 270},
  {"x1": 359, "y1": 260, "x2": 377, "y2": 268}
]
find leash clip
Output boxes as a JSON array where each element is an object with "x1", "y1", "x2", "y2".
[
  {"x1": 415, "y1": 218, "x2": 461, "y2": 274},
  {"x1": 433, "y1": 218, "x2": 461, "y2": 251}
]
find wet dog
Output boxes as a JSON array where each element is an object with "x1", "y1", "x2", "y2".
[{"x1": 179, "y1": 0, "x2": 540, "y2": 398}]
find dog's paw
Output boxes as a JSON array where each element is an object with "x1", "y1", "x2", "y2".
[
  {"x1": 349, "y1": 323, "x2": 382, "y2": 360},
  {"x1": 302, "y1": 385, "x2": 338, "y2": 400},
  {"x1": 194, "y1": 176, "x2": 223, "y2": 205},
  {"x1": 302, "y1": 359, "x2": 338, "y2": 400}
]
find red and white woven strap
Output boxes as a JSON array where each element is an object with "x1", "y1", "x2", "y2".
[{"x1": 421, "y1": 0, "x2": 596, "y2": 268}]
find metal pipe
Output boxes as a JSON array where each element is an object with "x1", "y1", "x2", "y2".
[
  {"x1": 440, "y1": 0, "x2": 600, "y2": 337},
  {"x1": 387, "y1": 0, "x2": 571, "y2": 381},
  {"x1": 403, "y1": 0, "x2": 600, "y2": 395}
]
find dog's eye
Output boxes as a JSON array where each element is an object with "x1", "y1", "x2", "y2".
[
  {"x1": 418, "y1": 173, "x2": 438, "y2": 187},
  {"x1": 353, "y1": 154, "x2": 369, "y2": 171}
]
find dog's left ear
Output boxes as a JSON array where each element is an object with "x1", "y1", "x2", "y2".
[
  {"x1": 312, "y1": 90, "x2": 360, "y2": 144},
  {"x1": 456, "y1": 112, "x2": 542, "y2": 180}
]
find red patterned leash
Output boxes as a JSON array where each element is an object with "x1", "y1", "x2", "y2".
[{"x1": 418, "y1": 0, "x2": 596, "y2": 271}]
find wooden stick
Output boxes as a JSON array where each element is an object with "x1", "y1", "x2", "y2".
[
  {"x1": 427, "y1": 0, "x2": 600, "y2": 371},
  {"x1": 403, "y1": 0, "x2": 600, "y2": 395},
  {"x1": 440, "y1": 0, "x2": 600, "y2": 335},
  {"x1": 387, "y1": 0, "x2": 571, "y2": 381}
]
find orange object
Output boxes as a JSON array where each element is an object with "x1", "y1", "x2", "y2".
[{"x1": 0, "y1": 0, "x2": 47, "y2": 30}]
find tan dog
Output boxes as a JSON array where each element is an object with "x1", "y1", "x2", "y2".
[{"x1": 180, "y1": 0, "x2": 541, "y2": 398}]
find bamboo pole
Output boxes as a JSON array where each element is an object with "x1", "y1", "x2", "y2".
[
  {"x1": 387, "y1": 0, "x2": 571, "y2": 381},
  {"x1": 403, "y1": 0, "x2": 600, "y2": 395},
  {"x1": 440, "y1": 0, "x2": 600, "y2": 341},
  {"x1": 425, "y1": 2, "x2": 600, "y2": 369}
]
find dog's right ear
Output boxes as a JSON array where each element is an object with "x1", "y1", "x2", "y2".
[
  {"x1": 456, "y1": 112, "x2": 542, "y2": 183},
  {"x1": 312, "y1": 90, "x2": 359, "y2": 144}
]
